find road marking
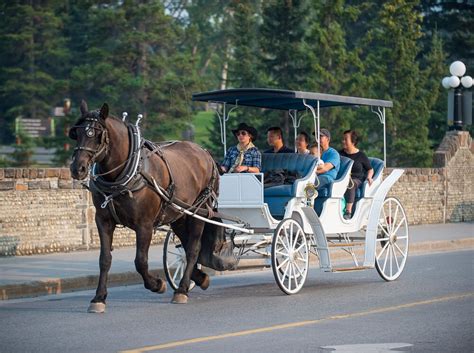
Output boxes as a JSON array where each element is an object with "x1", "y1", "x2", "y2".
[{"x1": 120, "y1": 292, "x2": 473, "y2": 353}]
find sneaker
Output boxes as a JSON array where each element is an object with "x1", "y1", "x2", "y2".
[{"x1": 343, "y1": 211, "x2": 352, "y2": 220}]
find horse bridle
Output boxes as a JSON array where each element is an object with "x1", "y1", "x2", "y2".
[{"x1": 70, "y1": 113, "x2": 109, "y2": 165}]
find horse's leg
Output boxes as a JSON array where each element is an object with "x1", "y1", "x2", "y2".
[
  {"x1": 88, "y1": 216, "x2": 115, "y2": 313},
  {"x1": 172, "y1": 218, "x2": 206, "y2": 304},
  {"x1": 171, "y1": 219, "x2": 210, "y2": 290},
  {"x1": 135, "y1": 224, "x2": 167, "y2": 294}
]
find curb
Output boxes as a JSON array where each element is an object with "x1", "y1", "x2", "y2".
[{"x1": 1, "y1": 238, "x2": 472, "y2": 301}]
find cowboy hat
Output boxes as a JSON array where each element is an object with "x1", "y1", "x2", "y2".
[{"x1": 232, "y1": 122, "x2": 258, "y2": 141}]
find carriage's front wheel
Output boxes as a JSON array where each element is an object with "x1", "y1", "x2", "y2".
[
  {"x1": 163, "y1": 230, "x2": 195, "y2": 291},
  {"x1": 375, "y1": 197, "x2": 409, "y2": 281},
  {"x1": 271, "y1": 219, "x2": 309, "y2": 295}
]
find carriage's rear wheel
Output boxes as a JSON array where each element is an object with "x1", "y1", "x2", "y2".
[
  {"x1": 163, "y1": 230, "x2": 195, "y2": 291},
  {"x1": 271, "y1": 219, "x2": 309, "y2": 295},
  {"x1": 375, "y1": 197, "x2": 409, "y2": 281}
]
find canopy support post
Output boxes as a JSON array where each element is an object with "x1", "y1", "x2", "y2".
[
  {"x1": 210, "y1": 101, "x2": 238, "y2": 157},
  {"x1": 371, "y1": 106, "x2": 387, "y2": 167},
  {"x1": 303, "y1": 99, "x2": 321, "y2": 158}
]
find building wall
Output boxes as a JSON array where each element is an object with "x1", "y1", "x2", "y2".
[{"x1": 0, "y1": 132, "x2": 472, "y2": 256}]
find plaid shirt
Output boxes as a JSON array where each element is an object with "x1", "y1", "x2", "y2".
[{"x1": 221, "y1": 146, "x2": 262, "y2": 171}]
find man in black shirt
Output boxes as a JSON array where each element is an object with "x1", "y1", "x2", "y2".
[
  {"x1": 340, "y1": 130, "x2": 374, "y2": 219},
  {"x1": 264, "y1": 127, "x2": 294, "y2": 153}
]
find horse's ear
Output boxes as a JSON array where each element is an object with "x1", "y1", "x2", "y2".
[
  {"x1": 99, "y1": 103, "x2": 109, "y2": 119},
  {"x1": 80, "y1": 100, "x2": 88, "y2": 116}
]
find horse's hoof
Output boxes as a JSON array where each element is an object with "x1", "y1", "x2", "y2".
[
  {"x1": 88, "y1": 302, "x2": 106, "y2": 313},
  {"x1": 200, "y1": 275, "x2": 210, "y2": 290},
  {"x1": 156, "y1": 280, "x2": 167, "y2": 294},
  {"x1": 171, "y1": 293, "x2": 188, "y2": 304}
]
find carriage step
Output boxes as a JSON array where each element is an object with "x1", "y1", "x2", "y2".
[
  {"x1": 328, "y1": 242, "x2": 364, "y2": 248},
  {"x1": 331, "y1": 266, "x2": 372, "y2": 273}
]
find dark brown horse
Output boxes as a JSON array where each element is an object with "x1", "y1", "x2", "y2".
[{"x1": 69, "y1": 101, "x2": 219, "y2": 312}]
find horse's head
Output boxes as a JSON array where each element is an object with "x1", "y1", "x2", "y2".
[{"x1": 69, "y1": 100, "x2": 110, "y2": 180}]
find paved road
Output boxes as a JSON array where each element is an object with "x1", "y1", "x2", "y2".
[{"x1": 1, "y1": 250, "x2": 473, "y2": 353}]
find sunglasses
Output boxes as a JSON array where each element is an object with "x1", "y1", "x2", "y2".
[{"x1": 236, "y1": 131, "x2": 248, "y2": 136}]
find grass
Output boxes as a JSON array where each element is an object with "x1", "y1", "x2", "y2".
[{"x1": 193, "y1": 111, "x2": 215, "y2": 147}]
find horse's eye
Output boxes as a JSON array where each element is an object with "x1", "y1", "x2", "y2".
[{"x1": 86, "y1": 129, "x2": 95, "y2": 137}]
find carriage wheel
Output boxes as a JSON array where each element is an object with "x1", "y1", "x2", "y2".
[
  {"x1": 271, "y1": 219, "x2": 309, "y2": 295},
  {"x1": 375, "y1": 197, "x2": 409, "y2": 281},
  {"x1": 163, "y1": 230, "x2": 195, "y2": 291}
]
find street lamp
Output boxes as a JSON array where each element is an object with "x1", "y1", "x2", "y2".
[{"x1": 441, "y1": 61, "x2": 473, "y2": 130}]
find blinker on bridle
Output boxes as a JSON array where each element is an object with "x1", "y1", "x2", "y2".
[{"x1": 70, "y1": 113, "x2": 109, "y2": 164}]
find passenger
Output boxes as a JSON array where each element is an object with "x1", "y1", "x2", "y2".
[
  {"x1": 296, "y1": 132, "x2": 310, "y2": 154},
  {"x1": 316, "y1": 128, "x2": 340, "y2": 189},
  {"x1": 220, "y1": 122, "x2": 261, "y2": 173},
  {"x1": 309, "y1": 142, "x2": 320, "y2": 158},
  {"x1": 340, "y1": 129, "x2": 374, "y2": 220},
  {"x1": 264, "y1": 127, "x2": 294, "y2": 153}
]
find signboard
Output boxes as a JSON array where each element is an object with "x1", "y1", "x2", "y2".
[{"x1": 15, "y1": 117, "x2": 54, "y2": 138}]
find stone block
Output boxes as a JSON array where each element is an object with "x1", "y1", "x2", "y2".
[
  {"x1": 58, "y1": 180, "x2": 73, "y2": 189},
  {"x1": 40, "y1": 181, "x2": 50, "y2": 189},
  {"x1": 4, "y1": 168, "x2": 15, "y2": 178},
  {"x1": 59, "y1": 169, "x2": 71, "y2": 179},
  {"x1": 28, "y1": 181, "x2": 41, "y2": 190},
  {"x1": 15, "y1": 169, "x2": 22, "y2": 178},
  {"x1": 46, "y1": 169, "x2": 60, "y2": 178},
  {"x1": 0, "y1": 169, "x2": 4, "y2": 180},
  {"x1": 28, "y1": 169, "x2": 38, "y2": 179},
  {"x1": 0, "y1": 180, "x2": 15, "y2": 190},
  {"x1": 15, "y1": 182, "x2": 28, "y2": 191},
  {"x1": 37, "y1": 169, "x2": 46, "y2": 178}
]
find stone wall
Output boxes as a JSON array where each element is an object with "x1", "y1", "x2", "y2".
[
  {"x1": 0, "y1": 131, "x2": 472, "y2": 256},
  {"x1": 0, "y1": 168, "x2": 163, "y2": 256}
]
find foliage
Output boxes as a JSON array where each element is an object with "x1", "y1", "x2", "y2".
[{"x1": 0, "y1": 0, "x2": 468, "y2": 167}]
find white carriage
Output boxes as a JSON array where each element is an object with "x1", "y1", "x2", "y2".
[{"x1": 164, "y1": 88, "x2": 409, "y2": 295}]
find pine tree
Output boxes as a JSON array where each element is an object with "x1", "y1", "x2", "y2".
[
  {"x1": 363, "y1": 0, "x2": 432, "y2": 167},
  {"x1": 0, "y1": 1, "x2": 69, "y2": 145}
]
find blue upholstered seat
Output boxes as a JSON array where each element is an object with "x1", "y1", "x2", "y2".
[
  {"x1": 316, "y1": 156, "x2": 353, "y2": 197},
  {"x1": 355, "y1": 157, "x2": 384, "y2": 199},
  {"x1": 262, "y1": 153, "x2": 318, "y2": 217},
  {"x1": 313, "y1": 156, "x2": 353, "y2": 215}
]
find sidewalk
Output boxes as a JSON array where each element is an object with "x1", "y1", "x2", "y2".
[{"x1": 0, "y1": 222, "x2": 472, "y2": 300}]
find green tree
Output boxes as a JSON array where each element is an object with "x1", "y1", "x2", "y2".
[
  {"x1": 362, "y1": 0, "x2": 432, "y2": 167},
  {"x1": 0, "y1": 1, "x2": 69, "y2": 144}
]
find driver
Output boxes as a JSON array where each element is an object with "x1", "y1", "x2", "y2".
[{"x1": 220, "y1": 122, "x2": 261, "y2": 173}]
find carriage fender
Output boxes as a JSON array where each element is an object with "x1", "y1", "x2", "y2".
[{"x1": 363, "y1": 169, "x2": 405, "y2": 267}]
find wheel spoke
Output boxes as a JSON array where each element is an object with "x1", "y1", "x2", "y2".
[
  {"x1": 294, "y1": 240, "x2": 306, "y2": 253},
  {"x1": 378, "y1": 223, "x2": 391, "y2": 238},
  {"x1": 167, "y1": 257, "x2": 181, "y2": 269},
  {"x1": 397, "y1": 235, "x2": 408, "y2": 240},
  {"x1": 388, "y1": 199, "x2": 393, "y2": 232},
  {"x1": 376, "y1": 241, "x2": 390, "y2": 260},
  {"x1": 288, "y1": 264, "x2": 293, "y2": 291},
  {"x1": 293, "y1": 261, "x2": 304, "y2": 278},
  {"x1": 392, "y1": 217, "x2": 406, "y2": 236},
  {"x1": 389, "y1": 246, "x2": 393, "y2": 277},
  {"x1": 394, "y1": 242, "x2": 406, "y2": 257},
  {"x1": 392, "y1": 205, "x2": 399, "y2": 234},
  {"x1": 376, "y1": 236, "x2": 389, "y2": 242},
  {"x1": 275, "y1": 249, "x2": 288, "y2": 256},
  {"x1": 392, "y1": 246, "x2": 400, "y2": 271},
  {"x1": 168, "y1": 250, "x2": 182, "y2": 257},
  {"x1": 382, "y1": 243, "x2": 390, "y2": 273},
  {"x1": 276, "y1": 257, "x2": 290, "y2": 271}
]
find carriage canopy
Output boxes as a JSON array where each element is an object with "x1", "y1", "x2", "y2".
[{"x1": 192, "y1": 88, "x2": 393, "y2": 110}]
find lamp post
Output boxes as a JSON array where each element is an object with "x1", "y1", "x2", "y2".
[{"x1": 441, "y1": 61, "x2": 472, "y2": 130}]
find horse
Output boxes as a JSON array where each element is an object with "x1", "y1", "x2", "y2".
[{"x1": 69, "y1": 100, "x2": 220, "y2": 312}]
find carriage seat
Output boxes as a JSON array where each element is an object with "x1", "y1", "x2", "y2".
[
  {"x1": 262, "y1": 153, "x2": 318, "y2": 217},
  {"x1": 355, "y1": 157, "x2": 384, "y2": 199},
  {"x1": 313, "y1": 156, "x2": 353, "y2": 216},
  {"x1": 316, "y1": 156, "x2": 353, "y2": 198}
]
